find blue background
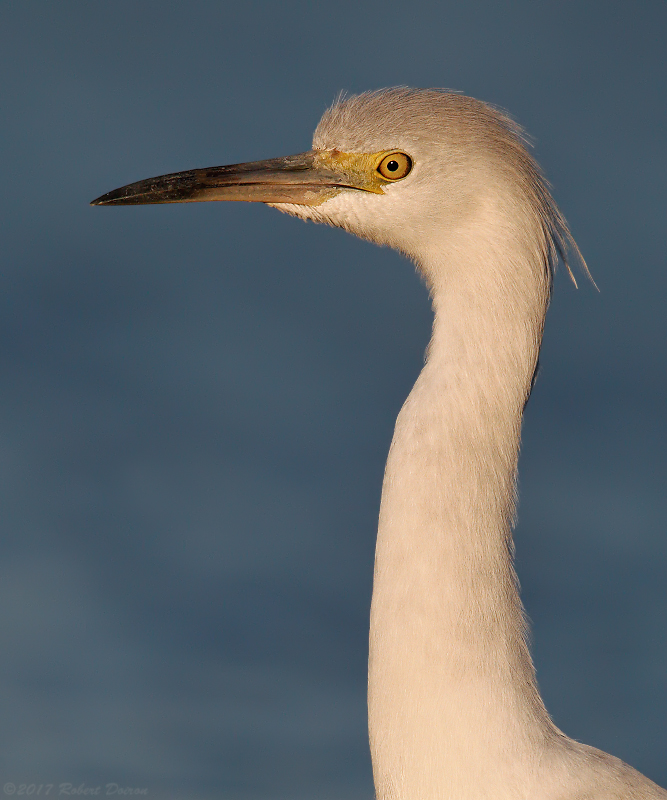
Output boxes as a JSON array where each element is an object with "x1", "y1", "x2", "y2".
[{"x1": 1, "y1": 2, "x2": 665, "y2": 797}]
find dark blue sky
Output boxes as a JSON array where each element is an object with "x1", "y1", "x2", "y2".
[{"x1": 1, "y1": 2, "x2": 666, "y2": 798}]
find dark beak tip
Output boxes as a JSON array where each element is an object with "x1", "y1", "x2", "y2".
[
  {"x1": 90, "y1": 187, "x2": 149, "y2": 207},
  {"x1": 90, "y1": 190, "x2": 121, "y2": 206}
]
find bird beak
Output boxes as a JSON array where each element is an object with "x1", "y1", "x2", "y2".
[{"x1": 90, "y1": 150, "x2": 383, "y2": 207}]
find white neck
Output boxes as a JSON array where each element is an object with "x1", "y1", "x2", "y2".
[{"x1": 368, "y1": 209, "x2": 557, "y2": 800}]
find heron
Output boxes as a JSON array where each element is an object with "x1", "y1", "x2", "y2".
[{"x1": 92, "y1": 88, "x2": 667, "y2": 799}]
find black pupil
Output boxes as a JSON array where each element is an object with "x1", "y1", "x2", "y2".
[{"x1": 386, "y1": 160, "x2": 399, "y2": 172}]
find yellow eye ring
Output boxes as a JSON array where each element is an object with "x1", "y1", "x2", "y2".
[{"x1": 377, "y1": 152, "x2": 412, "y2": 181}]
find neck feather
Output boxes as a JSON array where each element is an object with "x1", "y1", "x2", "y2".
[{"x1": 368, "y1": 208, "x2": 556, "y2": 800}]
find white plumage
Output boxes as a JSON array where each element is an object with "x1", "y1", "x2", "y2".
[{"x1": 93, "y1": 87, "x2": 667, "y2": 800}]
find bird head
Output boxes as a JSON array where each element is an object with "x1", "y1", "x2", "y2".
[{"x1": 91, "y1": 88, "x2": 581, "y2": 290}]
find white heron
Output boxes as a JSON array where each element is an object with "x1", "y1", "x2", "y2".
[{"x1": 92, "y1": 88, "x2": 666, "y2": 800}]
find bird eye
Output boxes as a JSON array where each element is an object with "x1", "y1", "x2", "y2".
[{"x1": 377, "y1": 152, "x2": 412, "y2": 181}]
